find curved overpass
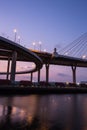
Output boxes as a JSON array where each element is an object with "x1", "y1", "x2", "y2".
[
  {"x1": 0, "y1": 36, "x2": 43, "y2": 73},
  {"x1": 0, "y1": 36, "x2": 43, "y2": 82}
]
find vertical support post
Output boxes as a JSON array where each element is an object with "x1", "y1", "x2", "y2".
[
  {"x1": 10, "y1": 51, "x2": 17, "y2": 83},
  {"x1": 45, "y1": 64, "x2": 49, "y2": 83},
  {"x1": 71, "y1": 66, "x2": 76, "y2": 84},
  {"x1": 38, "y1": 69, "x2": 40, "y2": 83},
  {"x1": 30, "y1": 72, "x2": 33, "y2": 82},
  {"x1": 6, "y1": 57, "x2": 10, "y2": 80}
]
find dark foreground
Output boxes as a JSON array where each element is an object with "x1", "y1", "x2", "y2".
[{"x1": 0, "y1": 86, "x2": 87, "y2": 95}]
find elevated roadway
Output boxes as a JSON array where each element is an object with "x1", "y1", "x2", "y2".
[
  {"x1": 0, "y1": 36, "x2": 43, "y2": 82},
  {"x1": 0, "y1": 36, "x2": 87, "y2": 83},
  {"x1": 32, "y1": 50, "x2": 87, "y2": 67},
  {"x1": 32, "y1": 49, "x2": 87, "y2": 83}
]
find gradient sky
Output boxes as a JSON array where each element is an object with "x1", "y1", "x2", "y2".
[{"x1": 0, "y1": 0, "x2": 87, "y2": 82}]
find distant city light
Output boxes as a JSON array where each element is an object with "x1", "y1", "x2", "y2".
[
  {"x1": 77, "y1": 82, "x2": 80, "y2": 86},
  {"x1": 66, "y1": 82, "x2": 69, "y2": 85}
]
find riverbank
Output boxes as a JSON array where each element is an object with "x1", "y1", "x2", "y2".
[{"x1": 0, "y1": 86, "x2": 87, "y2": 95}]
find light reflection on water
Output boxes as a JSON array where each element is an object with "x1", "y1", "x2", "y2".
[{"x1": 0, "y1": 94, "x2": 87, "y2": 130}]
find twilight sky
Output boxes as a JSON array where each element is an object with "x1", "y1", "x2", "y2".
[{"x1": 0, "y1": 0, "x2": 87, "y2": 82}]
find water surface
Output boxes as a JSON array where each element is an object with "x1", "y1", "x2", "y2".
[{"x1": 0, "y1": 94, "x2": 87, "y2": 130}]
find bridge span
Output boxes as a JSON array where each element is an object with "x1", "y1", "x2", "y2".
[
  {"x1": 32, "y1": 49, "x2": 87, "y2": 83},
  {"x1": 0, "y1": 36, "x2": 87, "y2": 84}
]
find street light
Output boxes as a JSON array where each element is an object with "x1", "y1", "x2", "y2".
[
  {"x1": 13, "y1": 29, "x2": 17, "y2": 42},
  {"x1": 43, "y1": 49, "x2": 46, "y2": 52},
  {"x1": 38, "y1": 41, "x2": 42, "y2": 51},
  {"x1": 32, "y1": 42, "x2": 36, "y2": 50},
  {"x1": 18, "y1": 36, "x2": 20, "y2": 43}
]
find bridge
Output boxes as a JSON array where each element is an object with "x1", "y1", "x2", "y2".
[
  {"x1": 0, "y1": 36, "x2": 43, "y2": 83},
  {"x1": 0, "y1": 33, "x2": 87, "y2": 84},
  {"x1": 32, "y1": 48, "x2": 87, "y2": 83}
]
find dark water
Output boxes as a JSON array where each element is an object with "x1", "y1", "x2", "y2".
[{"x1": 0, "y1": 94, "x2": 87, "y2": 130}]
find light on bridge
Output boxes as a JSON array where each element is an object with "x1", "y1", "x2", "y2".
[
  {"x1": 43, "y1": 49, "x2": 46, "y2": 52},
  {"x1": 82, "y1": 55, "x2": 86, "y2": 59},
  {"x1": 38, "y1": 41, "x2": 42, "y2": 51},
  {"x1": 18, "y1": 36, "x2": 20, "y2": 43},
  {"x1": 65, "y1": 52, "x2": 68, "y2": 55},
  {"x1": 32, "y1": 42, "x2": 36, "y2": 50}
]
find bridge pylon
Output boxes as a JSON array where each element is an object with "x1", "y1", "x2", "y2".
[{"x1": 71, "y1": 66, "x2": 76, "y2": 84}]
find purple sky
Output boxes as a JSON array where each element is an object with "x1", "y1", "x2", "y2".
[{"x1": 0, "y1": 0, "x2": 87, "y2": 82}]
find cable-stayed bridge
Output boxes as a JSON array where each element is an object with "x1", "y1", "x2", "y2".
[
  {"x1": 0, "y1": 33, "x2": 87, "y2": 84},
  {"x1": 58, "y1": 32, "x2": 87, "y2": 59},
  {"x1": 31, "y1": 33, "x2": 87, "y2": 84}
]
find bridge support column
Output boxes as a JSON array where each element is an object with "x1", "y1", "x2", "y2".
[
  {"x1": 38, "y1": 69, "x2": 40, "y2": 83},
  {"x1": 6, "y1": 57, "x2": 10, "y2": 80},
  {"x1": 45, "y1": 64, "x2": 49, "y2": 83},
  {"x1": 30, "y1": 72, "x2": 33, "y2": 82},
  {"x1": 10, "y1": 51, "x2": 17, "y2": 83},
  {"x1": 71, "y1": 66, "x2": 76, "y2": 84}
]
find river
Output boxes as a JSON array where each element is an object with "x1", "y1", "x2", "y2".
[{"x1": 0, "y1": 94, "x2": 87, "y2": 130}]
